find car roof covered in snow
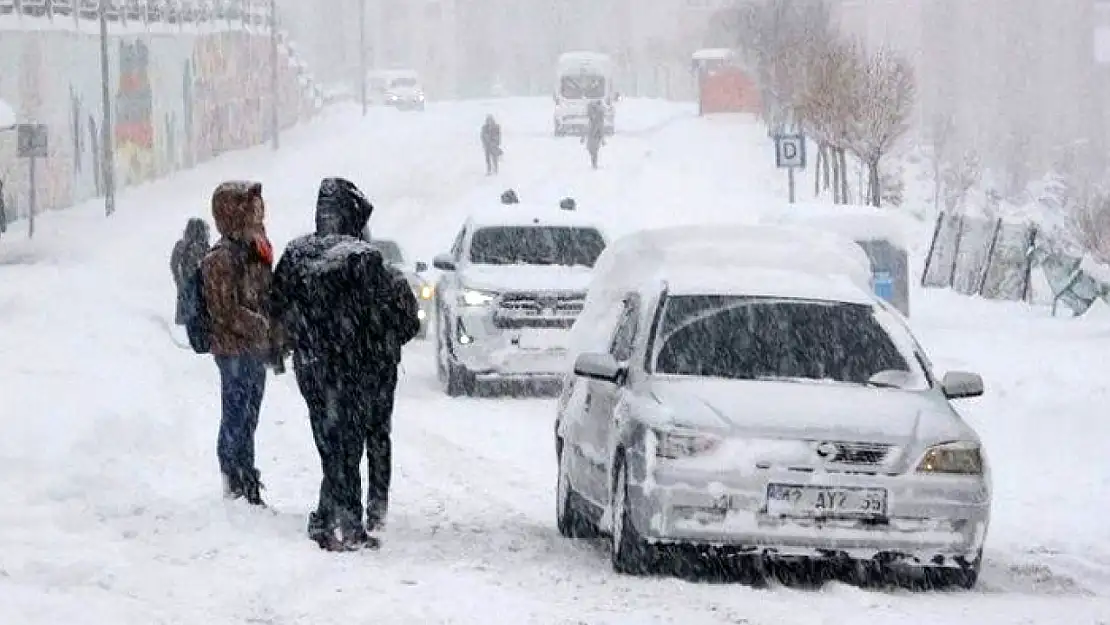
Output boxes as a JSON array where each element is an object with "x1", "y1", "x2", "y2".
[
  {"x1": 758, "y1": 202, "x2": 911, "y2": 248},
  {"x1": 564, "y1": 225, "x2": 879, "y2": 369},
  {"x1": 662, "y1": 267, "x2": 874, "y2": 304},
  {"x1": 466, "y1": 205, "x2": 607, "y2": 232},
  {"x1": 585, "y1": 223, "x2": 874, "y2": 295}
]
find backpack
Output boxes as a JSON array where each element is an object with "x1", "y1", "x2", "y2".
[
  {"x1": 181, "y1": 243, "x2": 246, "y2": 355},
  {"x1": 181, "y1": 265, "x2": 211, "y2": 353}
]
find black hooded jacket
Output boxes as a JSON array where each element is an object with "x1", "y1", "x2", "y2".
[{"x1": 271, "y1": 178, "x2": 420, "y2": 368}]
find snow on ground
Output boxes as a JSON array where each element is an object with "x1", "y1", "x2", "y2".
[{"x1": 1, "y1": 98, "x2": 1108, "y2": 624}]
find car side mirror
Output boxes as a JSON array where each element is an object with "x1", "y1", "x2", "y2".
[
  {"x1": 941, "y1": 371, "x2": 984, "y2": 400},
  {"x1": 415, "y1": 261, "x2": 429, "y2": 273},
  {"x1": 433, "y1": 253, "x2": 456, "y2": 271},
  {"x1": 574, "y1": 352, "x2": 626, "y2": 384}
]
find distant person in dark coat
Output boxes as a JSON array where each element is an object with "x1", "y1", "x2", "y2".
[
  {"x1": 480, "y1": 114, "x2": 502, "y2": 175},
  {"x1": 582, "y1": 100, "x2": 607, "y2": 169},
  {"x1": 271, "y1": 177, "x2": 421, "y2": 551},
  {"x1": 170, "y1": 218, "x2": 211, "y2": 324}
]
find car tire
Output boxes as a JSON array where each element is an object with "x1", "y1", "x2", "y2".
[
  {"x1": 926, "y1": 551, "x2": 981, "y2": 590},
  {"x1": 610, "y1": 455, "x2": 656, "y2": 575},
  {"x1": 556, "y1": 439, "x2": 598, "y2": 539},
  {"x1": 436, "y1": 310, "x2": 474, "y2": 397},
  {"x1": 554, "y1": 121, "x2": 564, "y2": 137}
]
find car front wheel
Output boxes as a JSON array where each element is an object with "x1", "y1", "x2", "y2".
[
  {"x1": 556, "y1": 439, "x2": 598, "y2": 538},
  {"x1": 436, "y1": 310, "x2": 475, "y2": 397},
  {"x1": 610, "y1": 455, "x2": 656, "y2": 575}
]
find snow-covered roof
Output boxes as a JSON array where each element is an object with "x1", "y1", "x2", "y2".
[
  {"x1": 557, "y1": 51, "x2": 614, "y2": 72},
  {"x1": 466, "y1": 205, "x2": 606, "y2": 231},
  {"x1": 0, "y1": 99, "x2": 15, "y2": 129},
  {"x1": 758, "y1": 202, "x2": 910, "y2": 248},
  {"x1": 587, "y1": 223, "x2": 875, "y2": 297},
  {"x1": 692, "y1": 48, "x2": 735, "y2": 61},
  {"x1": 662, "y1": 267, "x2": 874, "y2": 304}
]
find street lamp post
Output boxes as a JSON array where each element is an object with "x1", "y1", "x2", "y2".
[
  {"x1": 98, "y1": 0, "x2": 116, "y2": 217},
  {"x1": 270, "y1": 0, "x2": 280, "y2": 150},
  {"x1": 359, "y1": 0, "x2": 368, "y2": 116}
]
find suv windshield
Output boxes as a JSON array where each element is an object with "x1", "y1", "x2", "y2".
[
  {"x1": 469, "y1": 226, "x2": 606, "y2": 267},
  {"x1": 369, "y1": 239, "x2": 404, "y2": 265},
  {"x1": 651, "y1": 295, "x2": 921, "y2": 387},
  {"x1": 390, "y1": 77, "x2": 418, "y2": 88},
  {"x1": 560, "y1": 75, "x2": 606, "y2": 99}
]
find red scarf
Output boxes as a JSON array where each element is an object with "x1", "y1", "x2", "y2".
[{"x1": 252, "y1": 232, "x2": 274, "y2": 267}]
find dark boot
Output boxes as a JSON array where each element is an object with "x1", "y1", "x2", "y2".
[
  {"x1": 366, "y1": 500, "x2": 388, "y2": 532},
  {"x1": 222, "y1": 471, "x2": 246, "y2": 500},
  {"x1": 341, "y1": 525, "x2": 381, "y2": 551},
  {"x1": 307, "y1": 511, "x2": 342, "y2": 551},
  {"x1": 242, "y1": 469, "x2": 266, "y2": 507}
]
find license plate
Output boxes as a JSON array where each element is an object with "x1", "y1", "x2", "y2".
[
  {"x1": 516, "y1": 329, "x2": 567, "y2": 351},
  {"x1": 765, "y1": 484, "x2": 887, "y2": 518}
]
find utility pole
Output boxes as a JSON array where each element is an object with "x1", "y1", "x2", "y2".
[
  {"x1": 359, "y1": 0, "x2": 368, "y2": 116},
  {"x1": 99, "y1": 0, "x2": 116, "y2": 217},
  {"x1": 270, "y1": 0, "x2": 280, "y2": 150}
]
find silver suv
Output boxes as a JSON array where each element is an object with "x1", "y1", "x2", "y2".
[{"x1": 432, "y1": 207, "x2": 608, "y2": 396}]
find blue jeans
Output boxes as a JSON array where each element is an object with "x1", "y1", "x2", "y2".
[{"x1": 215, "y1": 354, "x2": 267, "y2": 489}]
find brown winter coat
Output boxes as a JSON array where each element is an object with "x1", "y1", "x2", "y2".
[{"x1": 200, "y1": 181, "x2": 277, "y2": 357}]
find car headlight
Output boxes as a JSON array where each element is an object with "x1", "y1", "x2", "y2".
[
  {"x1": 459, "y1": 289, "x2": 495, "y2": 307},
  {"x1": 915, "y1": 442, "x2": 984, "y2": 475},
  {"x1": 654, "y1": 428, "x2": 721, "y2": 459},
  {"x1": 419, "y1": 284, "x2": 434, "y2": 300}
]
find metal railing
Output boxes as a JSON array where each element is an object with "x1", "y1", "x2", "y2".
[{"x1": 0, "y1": 0, "x2": 275, "y2": 29}]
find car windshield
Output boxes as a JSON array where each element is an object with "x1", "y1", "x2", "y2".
[
  {"x1": 560, "y1": 75, "x2": 606, "y2": 99},
  {"x1": 650, "y1": 295, "x2": 923, "y2": 388},
  {"x1": 390, "y1": 77, "x2": 418, "y2": 88},
  {"x1": 369, "y1": 239, "x2": 405, "y2": 265},
  {"x1": 468, "y1": 226, "x2": 606, "y2": 267}
]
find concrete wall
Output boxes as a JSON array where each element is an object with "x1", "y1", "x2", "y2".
[{"x1": 0, "y1": 12, "x2": 320, "y2": 220}]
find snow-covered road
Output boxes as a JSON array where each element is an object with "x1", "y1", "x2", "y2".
[{"x1": 0, "y1": 98, "x2": 1107, "y2": 624}]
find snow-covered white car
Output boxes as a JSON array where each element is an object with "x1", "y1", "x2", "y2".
[
  {"x1": 554, "y1": 224, "x2": 989, "y2": 588},
  {"x1": 432, "y1": 205, "x2": 608, "y2": 396}
]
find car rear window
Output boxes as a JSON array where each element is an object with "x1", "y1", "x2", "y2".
[{"x1": 468, "y1": 226, "x2": 606, "y2": 268}]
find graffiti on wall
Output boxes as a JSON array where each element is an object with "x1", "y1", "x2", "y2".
[
  {"x1": 0, "y1": 27, "x2": 313, "y2": 218},
  {"x1": 116, "y1": 38, "x2": 156, "y2": 186}
]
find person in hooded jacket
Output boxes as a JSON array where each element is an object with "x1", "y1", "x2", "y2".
[
  {"x1": 270, "y1": 177, "x2": 421, "y2": 551},
  {"x1": 170, "y1": 218, "x2": 211, "y2": 325},
  {"x1": 480, "y1": 115, "x2": 502, "y2": 175},
  {"x1": 200, "y1": 181, "x2": 282, "y2": 506}
]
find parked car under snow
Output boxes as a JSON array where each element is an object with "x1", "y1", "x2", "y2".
[{"x1": 554, "y1": 224, "x2": 990, "y2": 588}]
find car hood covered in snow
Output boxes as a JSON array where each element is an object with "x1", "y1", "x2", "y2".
[
  {"x1": 462, "y1": 263, "x2": 595, "y2": 294},
  {"x1": 644, "y1": 377, "x2": 975, "y2": 445}
]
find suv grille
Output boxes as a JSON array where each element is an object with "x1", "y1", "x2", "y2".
[{"x1": 493, "y1": 292, "x2": 586, "y2": 329}]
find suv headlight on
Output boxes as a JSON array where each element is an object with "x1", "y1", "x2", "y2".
[
  {"x1": 915, "y1": 441, "x2": 984, "y2": 475},
  {"x1": 653, "y1": 428, "x2": 721, "y2": 459},
  {"x1": 419, "y1": 284, "x2": 434, "y2": 300},
  {"x1": 459, "y1": 289, "x2": 495, "y2": 307}
]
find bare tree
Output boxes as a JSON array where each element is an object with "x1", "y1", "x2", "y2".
[
  {"x1": 845, "y1": 47, "x2": 916, "y2": 207},
  {"x1": 734, "y1": 0, "x2": 833, "y2": 133},
  {"x1": 942, "y1": 150, "x2": 982, "y2": 214},
  {"x1": 798, "y1": 38, "x2": 862, "y2": 204},
  {"x1": 926, "y1": 112, "x2": 956, "y2": 213}
]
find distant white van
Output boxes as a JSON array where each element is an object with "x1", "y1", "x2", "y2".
[{"x1": 553, "y1": 52, "x2": 615, "y2": 137}]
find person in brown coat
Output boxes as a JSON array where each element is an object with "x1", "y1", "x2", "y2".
[{"x1": 200, "y1": 180, "x2": 281, "y2": 506}]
